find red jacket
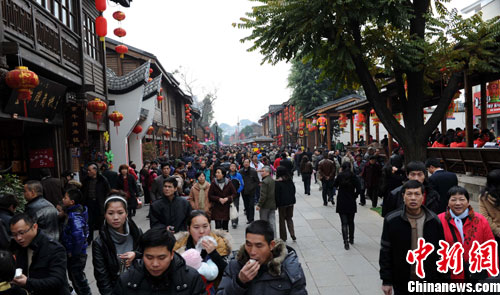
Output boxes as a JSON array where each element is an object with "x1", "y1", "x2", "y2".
[
  {"x1": 450, "y1": 142, "x2": 467, "y2": 148},
  {"x1": 438, "y1": 207, "x2": 495, "y2": 280}
]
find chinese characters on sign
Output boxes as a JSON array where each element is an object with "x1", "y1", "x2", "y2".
[
  {"x1": 65, "y1": 102, "x2": 88, "y2": 147},
  {"x1": 407, "y1": 238, "x2": 499, "y2": 279},
  {"x1": 29, "y1": 149, "x2": 54, "y2": 168}
]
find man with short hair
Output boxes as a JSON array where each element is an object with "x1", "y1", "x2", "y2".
[
  {"x1": 362, "y1": 155, "x2": 382, "y2": 208},
  {"x1": 425, "y1": 158, "x2": 458, "y2": 213},
  {"x1": 279, "y1": 153, "x2": 293, "y2": 178},
  {"x1": 379, "y1": 180, "x2": 446, "y2": 295},
  {"x1": 150, "y1": 163, "x2": 172, "y2": 202},
  {"x1": 318, "y1": 152, "x2": 336, "y2": 206},
  {"x1": 149, "y1": 177, "x2": 191, "y2": 233},
  {"x1": 113, "y1": 227, "x2": 205, "y2": 294},
  {"x1": 217, "y1": 220, "x2": 307, "y2": 295},
  {"x1": 23, "y1": 180, "x2": 60, "y2": 241},
  {"x1": 256, "y1": 167, "x2": 276, "y2": 235},
  {"x1": 240, "y1": 159, "x2": 259, "y2": 224},
  {"x1": 10, "y1": 213, "x2": 71, "y2": 295},
  {"x1": 39, "y1": 168, "x2": 64, "y2": 208}
]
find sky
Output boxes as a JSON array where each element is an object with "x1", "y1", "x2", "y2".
[{"x1": 104, "y1": 0, "x2": 472, "y2": 127}]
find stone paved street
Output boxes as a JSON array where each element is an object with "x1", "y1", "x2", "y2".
[{"x1": 84, "y1": 176, "x2": 393, "y2": 294}]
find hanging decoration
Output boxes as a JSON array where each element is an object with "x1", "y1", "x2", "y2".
[
  {"x1": 370, "y1": 109, "x2": 380, "y2": 125},
  {"x1": 164, "y1": 130, "x2": 171, "y2": 138},
  {"x1": 353, "y1": 110, "x2": 365, "y2": 132},
  {"x1": 147, "y1": 126, "x2": 154, "y2": 135},
  {"x1": 285, "y1": 123, "x2": 291, "y2": 132},
  {"x1": 488, "y1": 80, "x2": 500, "y2": 103},
  {"x1": 338, "y1": 113, "x2": 348, "y2": 132},
  {"x1": 103, "y1": 131, "x2": 109, "y2": 143},
  {"x1": 185, "y1": 104, "x2": 192, "y2": 123},
  {"x1": 132, "y1": 125, "x2": 143, "y2": 139},
  {"x1": 112, "y1": 7, "x2": 128, "y2": 58},
  {"x1": 317, "y1": 114, "x2": 327, "y2": 132},
  {"x1": 298, "y1": 128, "x2": 304, "y2": 137},
  {"x1": 394, "y1": 113, "x2": 402, "y2": 123},
  {"x1": 112, "y1": 11, "x2": 126, "y2": 21},
  {"x1": 105, "y1": 150, "x2": 114, "y2": 169},
  {"x1": 108, "y1": 110, "x2": 124, "y2": 134},
  {"x1": 157, "y1": 94, "x2": 164, "y2": 102},
  {"x1": 5, "y1": 66, "x2": 40, "y2": 117},
  {"x1": 87, "y1": 98, "x2": 107, "y2": 130},
  {"x1": 95, "y1": 0, "x2": 107, "y2": 42},
  {"x1": 115, "y1": 44, "x2": 128, "y2": 58}
]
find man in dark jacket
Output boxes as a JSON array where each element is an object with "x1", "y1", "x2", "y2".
[
  {"x1": 10, "y1": 213, "x2": 71, "y2": 295},
  {"x1": 101, "y1": 163, "x2": 119, "y2": 190},
  {"x1": 379, "y1": 181, "x2": 446, "y2": 295},
  {"x1": 217, "y1": 220, "x2": 307, "y2": 295},
  {"x1": 81, "y1": 163, "x2": 110, "y2": 243},
  {"x1": 40, "y1": 168, "x2": 64, "y2": 207},
  {"x1": 113, "y1": 227, "x2": 205, "y2": 295},
  {"x1": 425, "y1": 158, "x2": 458, "y2": 214},
  {"x1": 0, "y1": 193, "x2": 17, "y2": 232},
  {"x1": 382, "y1": 161, "x2": 440, "y2": 217},
  {"x1": 150, "y1": 163, "x2": 171, "y2": 202},
  {"x1": 240, "y1": 159, "x2": 259, "y2": 224},
  {"x1": 318, "y1": 152, "x2": 336, "y2": 206},
  {"x1": 362, "y1": 156, "x2": 382, "y2": 208},
  {"x1": 149, "y1": 177, "x2": 191, "y2": 233},
  {"x1": 24, "y1": 180, "x2": 60, "y2": 241},
  {"x1": 279, "y1": 153, "x2": 294, "y2": 178}
]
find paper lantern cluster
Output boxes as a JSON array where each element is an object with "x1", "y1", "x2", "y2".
[
  {"x1": 185, "y1": 104, "x2": 192, "y2": 123},
  {"x1": 338, "y1": 113, "x2": 348, "y2": 132},
  {"x1": 317, "y1": 114, "x2": 327, "y2": 132},
  {"x1": 275, "y1": 134, "x2": 283, "y2": 146},
  {"x1": 353, "y1": 110, "x2": 365, "y2": 131},
  {"x1": 95, "y1": 0, "x2": 107, "y2": 41},
  {"x1": 370, "y1": 109, "x2": 380, "y2": 125},
  {"x1": 157, "y1": 87, "x2": 164, "y2": 102},
  {"x1": 5, "y1": 66, "x2": 39, "y2": 117},
  {"x1": 276, "y1": 113, "x2": 283, "y2": 127},
  {"x1": 184, "y1": 134, "x2": 194, "y2": 148},
  {"x1": 112, "y1": 8, "x2": 128, "y2": 58}
]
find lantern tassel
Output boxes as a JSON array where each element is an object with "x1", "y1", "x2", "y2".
[
  {"x1": 23, "y1": 101, "x2": 28, "y2": 117},
  {"x1": 116, "y1": 126, "x2": 119, "y2": 135}
]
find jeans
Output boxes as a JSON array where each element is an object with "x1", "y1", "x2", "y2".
[
  {"x1": 259, "y1": 208, "x2": 276, "y2": 237},
  {"x1": 242, "y1": 193, "x2": 255, "y2": 222},
  {"x1": 321, "y1": 179, "x2": 334, "y2": 204},
  {"x1": 278, "y1": 206, "x2": 295, "y2": 241},
  {"x1": 339, "y1": 213, "x2": 355, "y2": 243},
  {"x1": 367, "y1": 186, "x2": 379, "y2": 207},
  {"x1": 215, "y1": 220, "x2": 229, "y2": 231},
  {"x1": 254, "y1": 185, "x2": 261, "y2": 204},
  {"x1": 302, "y1": 174, "x2": 311, "y2": 195},
  {"x1": 67, "y1": 254, "x2": 92, "y2": 295},
  {"x1": 231, "y1": 193, "x2": 240, "y2": 226}
]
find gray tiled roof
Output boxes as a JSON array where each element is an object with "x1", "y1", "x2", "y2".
[
  {"x1": 144, "y1": 75, "x2": 162, "y2": 100},
  {"x1": 107, "y1": 60, "x2": 151, "y2": 93},
  {"x1": 269, "y1": 105, "x2": 284, "y2": 113},
  {"x1": 335, "y1": 97, "x2": 368, "y2": 112},
  {"x1": 304, "y1": 94, "x2": 365, "y2": 117}
]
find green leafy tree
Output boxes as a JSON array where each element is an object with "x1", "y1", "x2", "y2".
[
  {"x1": 237, "y1": 0, "x2": 500, "y2": 162},
  {"x1": 0, "y1": 174, "x2": 26, "y2": 213},
  {"x1": 201, "y1": 92, "x2": 217, "y2": 126},
  {"x1": 241, "y1": 125, "x2": 254, "y2": 137}
]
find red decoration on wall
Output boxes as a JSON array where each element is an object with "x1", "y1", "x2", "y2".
[
  {"x1": 133, "y1": 125, "x2": 143, "y2": 139},
  {"x1": 29, "y1": 148, "x2": 55, "y2": 168},
  {"x1": 5, "y1": 66, "x2": 39, "y2": 117}
]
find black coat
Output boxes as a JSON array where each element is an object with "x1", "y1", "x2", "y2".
[
  {"x1": 0, "y1": 207, "x2": 13, "y2": 231},
  {"x1": 379, "y1": 206, "x2": 447, "y2": 294},
  {"x1": 92, "y1": 220, "x2": 142, "y2": 295},
  {"x1": 40, "y1": 176, "x2": 64, "y2": 207},
  {"x1": 239, "y1": 167, "x2": 259, "y2": 196},
  {"x1": 112, "y1": 254, "x2": 206, "y2": 295},
  {"x1": 0, "y1": 285, "x2": 28, "y2": 295},
  {"x1": 382, "y1": 184, "x2": 440, "y2": 217},
  {"x1": 333, "y1": 172, "x2": 361, "y2": 214},
  {"x1": 149, "y1": 193, "x2": 191, "y2": 232},
  {"x1": 102, "y1": 170, "x2": 119, "y2": 190},
  {"x1": 279, "y1": 158, "x2": 294, "y2": 176},
  {"x1": 208, "y1": 179, "x2": 236, "y2": 221},
  {"x1": 116, "y1": 174, "x2": 139, "y2": 209},
  {"x1": 81, "y1": 174, "x2": 111, "y2": 216},
  {"x1": 428, "y1": 169, "x2": 458, "y2": 214},
  {"x1": 275, "y1": 179, "x2": 296, "y2": 208},
  {"x1": 10, "y1": 231, "x2": 70, "y2": 295}
]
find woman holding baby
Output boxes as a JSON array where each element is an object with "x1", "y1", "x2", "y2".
[{"x1": 174, "y1": 210, "x2": 232, "y2": 291}]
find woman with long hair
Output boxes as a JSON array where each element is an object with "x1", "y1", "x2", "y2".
[
  {"x1": 208, "y1": 167, "x2": 236, "y2": 231},
  {"x1": 275, "y1": 166, "x2": 296, "y2": 241},
  {"x1": 116, "y1": 164, "x2": 138, "y2": 217},
  {"x1": 333, "y1": 162, "x2": 361, "y2": 250},
  {"x1": 479, "y1": 169, "x2": 500, "y2": 247},
  {"x1": 92, "y1": 192, "x2": 142, "y2": 295},
  {"x1": 300, "y1": 155, "x2": 313, "y2": 195}
]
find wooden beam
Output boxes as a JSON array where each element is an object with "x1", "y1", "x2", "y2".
[
  {"x1": 481, "y1": 82, "x2": 487, "y2": 130},
  {"x1": 441, "y1": 117, "x2": 447, "y2": 134},
  {"x1": 387, "y1": 99, "x2": 393, "y2": 156},
  {"x1": 464, "y1": 71, "x2": 474, "y2": 147},
  {"x1": 365, "y1": 111, "x2": 370, "y2": 143},
  {"x1": 350, "y1": 113, "x2": 354, "y2": 145},
  {"x1": 327, "y1": 114, "x2": 332, "y2": 150},
  {"x1": 376, "y1": 124, "x2": 379, "y2": 142}
]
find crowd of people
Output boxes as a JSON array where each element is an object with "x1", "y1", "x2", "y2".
[{"x1": 1, "y1": 142, "x2": 500, "y2": 294}]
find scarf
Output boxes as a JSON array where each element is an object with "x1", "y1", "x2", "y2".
[
  {"x1": 198, "y1": 181, "x2": 209, "y2": 210},
  {"x1": 216, "y1": 178, "x2": 225, "y2": 190},
  {"x1": 450, "y1": 208, "x2": 469, "y2": 243}
]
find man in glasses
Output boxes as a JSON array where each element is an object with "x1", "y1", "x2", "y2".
[{"x1": 10, "y1": 213, "x2": 70, "y2": 295}]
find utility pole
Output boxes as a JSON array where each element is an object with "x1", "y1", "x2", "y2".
[{"x1": 215, "y1": 121, "x2": 219, "y2": 150}]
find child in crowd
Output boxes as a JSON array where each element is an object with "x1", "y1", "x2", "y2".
[
  {"x1": 61, "y1": 189, "x2": 92, "y2": 295},
  {"x1": 0, "y1": 249, "x2": 28, "y2": 295}
]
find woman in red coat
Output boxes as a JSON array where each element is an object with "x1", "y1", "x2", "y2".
[
  {"x1": 208, "y1": 167, "x2": 237, "y2": 231},
  {"x1": 438, "y1": 186, "x2": 495, "y2": 281}
]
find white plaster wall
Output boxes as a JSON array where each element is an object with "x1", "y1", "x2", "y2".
[
  {"x1": 129, "y1": 95, "x2": 156, "y2": 168},
  {"x1": 109, "y1": 86, "x2": 145, "y2": 171}
]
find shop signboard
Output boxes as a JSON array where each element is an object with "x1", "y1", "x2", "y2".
[
  {"x1": 65, "y1": 102, "x2": 88, "y2": 147},
  {"x1": 29, "y1": 148, "x2": 54, "y2": 168},
  {"x1": 473, "y1": 80, "x2": 500, "y2": 116}
]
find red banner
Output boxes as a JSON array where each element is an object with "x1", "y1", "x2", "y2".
[{"x1": 29, "y1": 148, "x2": 55, "y2": 168}]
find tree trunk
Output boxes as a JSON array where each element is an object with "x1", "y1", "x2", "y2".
[{"x1": 403, "y1": 135, "x2": 428, "y2": 164}]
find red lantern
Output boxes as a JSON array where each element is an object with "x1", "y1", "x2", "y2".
[
  {"x1": 149, "y1": 68, "x2": 153, "y2": 75},
  {"x1": 133, "y1": 125, "x2": 143, "y2": 139},
  {"x1": 147, "y1": 126, "x2": 154, "y2": 135},
  {"x1": 157, "y1": 95, "x2": 164, "y2": 102},
  {"x1": 95, "y1": 0, "x2": 106, "y2": 12},
  {"x1": 185, "y1": 104, "x2": 189, "y2": 108},
  {"x1": 164, "y1": 131, "x2": 171, "y2": 138},
  {"x1": 113, "y1": 27, "x2": 126, "y2": 38},
  {"x1": 5, "y1": 66, "x2": 39, "y2": 117},
  {"x1": 112, "y1": 11, "x2": 126, "y2": 21},
  {"x1": 148, "y1": 77, "x2": 152, "y2": 82},
  {"x1": 115, "y1": 44, "x2": 128, "y2": 58},
  {"x1": 87, "y1": 98, "x2": 107, "y2": 130},
  {"x1": 317, "y1": 114, "x2": 327, "y2": 131},
  {"x1": 109, "y1": 110, "x2": 124, "y2": 134},
  {"x1": 95, "y1": 16, "x2": 107, "y2": 41}
]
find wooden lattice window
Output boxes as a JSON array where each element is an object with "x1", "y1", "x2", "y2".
[
  {"x1": 35, "y1": 0, "x2": 76, "y2": 31},
  {"x1": 83, "y1": 12, "x2": 99, "y2": 61}
]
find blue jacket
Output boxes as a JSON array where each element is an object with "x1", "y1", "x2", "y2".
[
  {"x1": 62, "y1": 204, "x2": 89, "y2": 256},
  {"x1": 227, "y1": 172, "x2": 244, "y2": 194}
]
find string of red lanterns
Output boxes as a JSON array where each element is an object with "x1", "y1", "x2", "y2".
[
  {"x1": 95, "y1": 0, "x2": 107, "y2": 41},
  {"x1": 112, "y1": 7, "x2": 128, "y2": 58}
]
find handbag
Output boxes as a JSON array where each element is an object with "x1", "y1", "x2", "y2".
[{"x1": 230, "y1": 203, "x2": 238, "y2": 220}]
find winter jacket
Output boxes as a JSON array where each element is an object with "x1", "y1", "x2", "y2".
[
  {"x1": 217, "y1": 240, "x2": 307, "y2": 295},
  {"x1": 279, "y1": 158, "x2": 294, "y2": 177},
  {"x1": 227, "y1": 172, "x2": 244, "y2": 194},
  {"x1": 25, "y1": 196, "x2": 60, "y2": 241},
  {"x1": 379, "y1": 206, "x2": 447, "y2": 294},
  {"x1": 189, "y1": 182, "x2": 211, "y2": 214},
  {"x1": 275, "y1": 179, "x2": 296, "y2": 208},
  {"x1": 11, "y1": 231, "x2": 70, "y2": 295},
  {"x1": 300, "y1": 161, "x2": 313, "y2": 175},
  {"x1": 258, "y1": 175, "x2": 276, "y2": 210},
  {"x1": 239, "y1": 167, "x2": 259, "y2": 196},
  {"x1": 149, "y1": 193, "x2": 191, "y2": 233},
  {"x1": 61, "y1": 204, "x2": 89, "y2": 256},
  {"x1": 0, "y1": 207, "x2": 13, "y2": 231},
  {"x1": 81, "y1": 173, "x2": 111, "y2": 216},
  {"x1": 208, "y1": 179, "x2": 236, "y2": 221},
  {"x1": 112, "y1": 254, "x2": 206, "y2": 295},
  {"x1": 333, "y1": 172, "x2": 361, "y2": 214},
  {"x1": 318, "y1": 159, "x2": 336, "y2": 181},
  {"x1": 479, "y1": 193, "x2": 500, "y2": 238},
  {"x1": 40, "y1": 176, "x2": 64, "y2": 207},
  {"x1": 382, "y1": 184, "x2": 440, "y2": 217},
  {"x1": 428, "y1": 169, "x2": 458, "y2": 213},
  {"x1": 116, "y1": 174, "x2": 139, "y2": 210},
  {"x1": 438, "y1": 206, "x2": 495, "y2": 280},
  {"x1": 186, "y1": 167, "x2": 197, "y2": 180},
  {"x1": 92, "y1": 220, "x2": 142, "y2": 295},
  {"x1": 150, "y1": 174, "x2": 170, "y2": 202},
  {"x1": 102, "y1": 169, "x2": 119, "y2": 190},
  {"x1": 361, "y1": 162, "x2": 382, "y2": 189}
]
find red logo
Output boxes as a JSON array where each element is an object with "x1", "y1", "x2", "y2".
[
  {"x1": 436, "y1": 240, "x2": 464, "y2": 275},
  {"x1": 406, "y1": 238, "x2": 435, "y2": 279}
]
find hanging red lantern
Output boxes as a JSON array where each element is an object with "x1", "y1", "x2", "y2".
[
  {"x1": 95, "y1": 0, "x2": 106, "y2": 12},
  {"x1": 115, "y1": 44, "x2": 128, "y2": 58},
  {"x1": 5, "y1": 66, "x2": 39, "y2": 117},
  {"x1": 109, "y1": 110, "x2": 124, "y2": 134},
  {"x1": 112, "y1": 11, "x2": 126, "y2": 21},
  {"x1": 147, "y1": 126, "x2": 154, "y2": 135},
  {"x1": 148, "y1": 77, "x2": 153, "y2": 82},
  {"x1": 298, "y1": 128, "x2": 304, "y2": 137},
  {"x1": 95, "y1": 16, "x2": 107, "y2": 41},
  {"x1": 113, "y1": 27, "x2": 126, "y2": 38},
  {"x1": 87, "y1": 98, "x2": 107, "y2": 130},
  {"x1": 157, "y1": 95, "x2": 164, "y2": 102},
  {"x1": 185, "y1": 104, "x2": 189, "y2": 108},
  {"x1": 317, "y1": 114, "x2": 327, "y2": 132},
  {"x1": 164, "y1": 131, "x2": 171, "y2": 138},
  {"x1": 149, "y1": 68, "x2": 153, "y2": 75},
  {"x1": 133, "y1": 125, "x2": 143, "y2": 139},
  {"x1": 370, "y1": 109, "x2": 380, "y2": 125}
]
